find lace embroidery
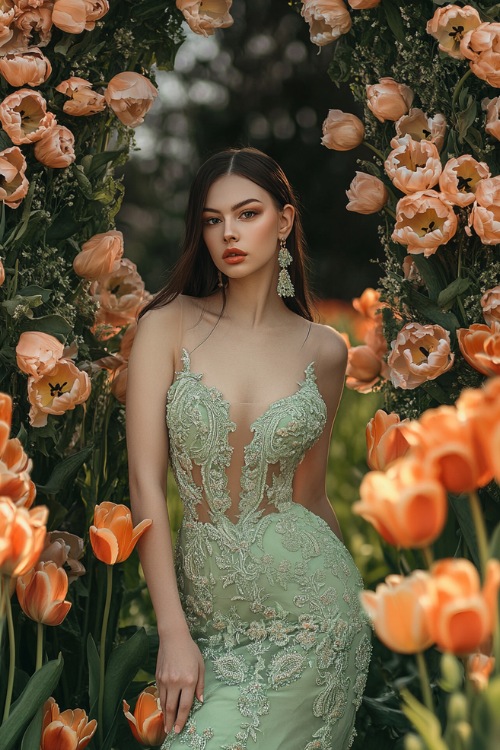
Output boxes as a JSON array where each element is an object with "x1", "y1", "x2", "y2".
[{"x1": 162, "y1": 348, "x2": 372, "y2": 750}]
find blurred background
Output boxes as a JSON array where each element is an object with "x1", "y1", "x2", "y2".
[{"x1": 117, "y1": 0, "x2": 382, "y2": 302}]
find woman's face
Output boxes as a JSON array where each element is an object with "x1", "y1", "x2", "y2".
[{"x1": 202, "y1": 174, "x2": 294, "y2": 282}]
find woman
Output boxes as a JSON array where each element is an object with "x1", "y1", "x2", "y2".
[{"x1": 126, "y1": 147, "x2": 372, "y2": 750}]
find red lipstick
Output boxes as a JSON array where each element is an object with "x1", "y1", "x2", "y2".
[{"x1": 222, "y1": 248, "x2": 247, "y2": 264}]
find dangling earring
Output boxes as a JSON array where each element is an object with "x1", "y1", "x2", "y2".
[
  {"x1": 217, "y1": 270, "x2": 223, "y2": 288},
  {"x1": 277, "y1": 237, "x2": 294, "y2": 298}
]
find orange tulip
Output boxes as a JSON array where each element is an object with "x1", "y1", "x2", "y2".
[
  {"x1": 0, "y1": 89, "x2": 55, "y2": 145},
  {"x1": 426, "y1": 5, "x2": 481, "y2": 59},
  {"x1": 429, "y1": 558, "x2": 500, "y2": 655},
  {"x1": 354, "y1": 455, "x2": 447, "y2": 548},
  {"x1": 73, "y1": 229, "x2": 124, "y2": 281},
  {"x1": 388, "y1": 322, "x2": 454, "y2": 388},
  {"x1": 0, "y1": 496, "x2": 47, "y2": 577},
  {"x1": 90, "y1": 501, "x2": 152, "y2": 564},
  {"x1": 0, "y1": 258, "x2": 4, "y2": 285},
  {"x1": 439, "y1": 154, "x2": 490, "y2": 208},
  {"x1": 90, "y1": 258, "x2": 145, "y2": 328},
  {"x1": 461, "y1": 22, "x2": 500, "y2": 88},
  {"x1": 52, "y1": 0, "x2": 87, "y2": 33},
  {"x1": 467, "y1": 652, "x2": 495, "y2": 691},
  {"x1": 110, "y1": 364, "x2": 127, "y2": 404},
  {"x1": 27, "y1": 358, "x2": 91, "y2": 428},
  {"x1": 366, "y1": 410, "x2": 410, "y2": 471},
  {"x1": 481, "y1": 286, "x2": 500, "y2": 326},
  {"x1": 400, "y1": 405, "x2": 493, "y2": 493},
  {"x1": 457, "y1": 377, "x2": 500, "y2": 483},
  {"x1": 0, "y1": 456, "x2": 36, "y2": 508},
  {"x1": 393, "y1": 108, "x2": 447, "y2": 152},
  {"x1": 16, "y1": 331, "x2": 65, "y2": 378},
  {"x1": 457, "y1": 323, "x2": 500, "y2": 378},
  {"x1": 360, "y1": 570, "x2": 435, "y2": 653},
  {"x1": 392, "y1": 190, "x2": 458, "y2": 256},
  {"x1": 123, "y1": 685, "x2": 167, "y2": 746},
  {"x1": 0, "y1": 145, "x2": 29, "y2": 208},
  {"x1": 83, "y1": 0, "x2": 109, "y2": 30},
  {"x1": 321, "y1": 109, "x2": 364, "y2": 151},
  {"x1": 16, "y1": 560, "x2": 71, "y2": 626},
  {"x1": 483, "y1": 96, "x2": 500, "y2": 141},
  {"x1": 0, "y1": 47, "x2": 52, "y2": 87},
  {"x1": 56, "y1": 76, "x2": 107, "y2": 116},
  {"x1": 366, "y1": 77, "x2": 414, "y2": 123},
  {"x1": 41, "y1": 697, "x2": 97, "y2": 750},
  {"x1": 104, "y1": 71, "x2": 158, "y2": 128},
  {"x1": 0, "y1": 393, "x2": 12, "y2": 458},
  {"x1": 384, "y1": 135, "x2": 442, "y2": 194},
  {"x1": 34, "y1": 124, "x2": 76, "y2": 168},
  {"x1": 301, "y1": 0, "x2": 352, "y2": 47},
  {"x1": 176, "y1": 0, "x2": 233, "y2": 38}
]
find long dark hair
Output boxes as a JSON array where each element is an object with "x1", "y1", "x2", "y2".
[{"x1": 139, "y1": 147, "x2": 314, "y2": 321}]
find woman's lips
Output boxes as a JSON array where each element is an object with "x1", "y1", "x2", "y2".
[{"x1": 222, "y1": 249, "x2": 247, "y2": 264}]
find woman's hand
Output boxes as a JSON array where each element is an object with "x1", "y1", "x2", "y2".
[{"x1": 156, "y1": 629, "x2": 205, "y2": 736}]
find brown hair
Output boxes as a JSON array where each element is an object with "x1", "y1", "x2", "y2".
[{"x1": 139, "y1": 147, "x2": 314, "y2": 321}]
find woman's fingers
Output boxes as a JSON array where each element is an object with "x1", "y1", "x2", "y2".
[
  {"x1": 196, "y1": 662, "x2": 205, "y2": 703},
  {"x1": 165, "y1": 688, "x2": 180, "y2": 734},
  {"x1": 174, "y1": 684, "x2": 196, "y2": 734}
]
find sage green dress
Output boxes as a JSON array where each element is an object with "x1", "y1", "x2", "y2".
[{"x1": 162, "y1": 348, "x2": 372, "y2": 750}]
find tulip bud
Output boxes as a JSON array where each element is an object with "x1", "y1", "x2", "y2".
[
  {"x1": 447, "y1": 693, "x2": 469, "y2": 723},
  {"x1": 440, "y1": 653, "x2": 464, "y2": 692},
  {"x1": 404, "y1": 735, "x2": 425, "y2": 750},
  {"x1": 321, "y1": 110, "x2": 364, "y2": 151}
]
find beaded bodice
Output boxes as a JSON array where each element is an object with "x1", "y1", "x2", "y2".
[{"x1": 166, "y1": 348, "x2": 328, "y2": 527}]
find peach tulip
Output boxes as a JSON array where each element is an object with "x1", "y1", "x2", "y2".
[
  {"x1": 348, "y1": 0, "x2": 380, "y2": 7},
  {"x1": 483, "y1": 97, "x2": 500, "y2": 141},
  {"x1": 40, "y1": 531, "x2": 85, "y2": 582},
  {"x1": 0, "y1": 88, "x2": 55, "y2": 144},
  {"x1": 123, "y1": 685, "x2": 167, "y2": 746},
  {"x1": 0, "y1": 145, "x2": 28, "y2": 208},
  {"x1": 392, "y1": 190, "x2": 458, "y2": 256},
  {"x1": 176, "y1": 0, "x2": 233, "y2": 37},
  {"x1": 467, "y1": 652, "x2": 495, "y2": 691},
  {"x1": 52, "y1": 0, "x2": 87, "y2": 33},
  {"x1": 360, "y1": 571, "x2": 435, "y2": 653},
  {"x1": 73, "y1": 229, "x2": 124, "y2": 281},
  {"x1": 104, "y1": 71, "x2": 157, "y2": 128},
  {"x1": 0, "y1": 496, "x2": 47, "y2": 577},
  {"x1": 402, "y1": 255, "x2": 422, "y2": 285},
  {"x1": 0, "y1": 47, "x2": 51, "y2": 86},
  {"x1": 0, "y1": 393, "x2": 11, "y2": 457},
  {"x1": 301, "y1": 0, "x2": 351, "y2": 47},
  {"x1": 16, "y1": 561, "x2": 71, "y2": 625},
  {"x1": 400, "y1": 405, "x2": 492, "y2": 494},
  {"x1": 461, "y1": 23, "x2": 500, "y2": 88},
  {"x1": 41, "y1": 697, "x2": 97, "y2": 750},
  {"x1": 439, "y1": 155, "x2": 490, "y2": 208},
  {"x1": 393, "y1": 108, "x2": 447, "y2": 152},
  {"x1": 345, "y1": 344, "x2": 385, "y2": 393},
  {"x1": 481, "y1": 286, "x2": 500, "y2": 326},
  {"x1": 55, "y1": 76, "x2": 106, "y2": 116},
  {"x1": 90, "y1": 258, "x2": 145, "y2": 328},
  {"x1": 384, "y1": 135, "x2": 442, "y2": 194},
  {"x1": 83, "y1": 0, "x2": 109, "y2": 30},
  {"x1": 90, "y1": 501, "x2": 152, "y2": 564},
  {"x1": 366, "y1": 77, "x2": 414, "y2": 123},
  {"x1": 34, "y1": 124, "x2": 76, "y2": 168},
  {"x1": 426, "y1": 5, "x2": 481, "y2": 59},
  {"x1": 0, "y1": 258, "x2": 4, "y2": 285},
  {"x1": 12, "y1": 6, "x2": 52, "y2": 50},
  {"x1": 457, "y1": 323, "x2": 500, "y2": 378},
  {"x1": 388, "y1": 322, "x2": 454, "y2": 389},
  {"x1": 27, "y1": 358, "x2": 91, "y2": 428},
  {"x1": 469, "y1": 176, "x2": 500, "y2": 246},
  {"x1": 321, "y1": 109, "x2": 364, "y2": 151},
  {"x1": 430, "y1": 558, "x2": 500, "y2": 655},
  {"x1": 118, "y1": 320, "x2": 137, "y2": 361},
  {"x1": 352, "y1": 287, "x2": 382, "y2": 320},
  {"x1": 110, "y1": 364, "x2": 127, "y2": 404},
  {"x1": 0, "y1": 446, "x2": 36, "y2": 508},
  {"x1": 354, "y1": 455, "x2": 447, "y2": 548},
  {"x1": 346, "y1": 172, "x2": 388, "y2": 214},
  {"x1": 16, "y1": 331, "x2": 64, "y2": 378},
  {"x1": 366, "y1": 410, "x2": 410, "y2": 471}
]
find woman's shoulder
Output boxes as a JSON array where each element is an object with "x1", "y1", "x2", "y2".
[{"x1": 307, "y1": 320, "x2": 348, "y2": 372}]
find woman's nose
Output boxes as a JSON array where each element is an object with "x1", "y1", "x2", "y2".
[{"x1": 223, "y1": 222, "x2": 238, "y2": 242}]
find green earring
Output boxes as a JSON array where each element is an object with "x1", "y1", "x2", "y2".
[{"x1": 277, "y1": 237, "x2": 294, "y2": 298}]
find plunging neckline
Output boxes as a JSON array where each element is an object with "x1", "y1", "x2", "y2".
[{"x1": 168, "y1": 347, "x2": 326, "y2": 430}]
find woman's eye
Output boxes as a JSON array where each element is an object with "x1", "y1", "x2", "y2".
[
  {"x1": 241, "y1": 210, "x2": 257, "y2": 219},
  {"x1": 205, "y1": 217, "x2": 220, "y2": 225}
]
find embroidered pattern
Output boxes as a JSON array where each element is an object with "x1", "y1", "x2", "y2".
[{"x1": 162, "y1": 349, "x2": 372, "y2": 749}]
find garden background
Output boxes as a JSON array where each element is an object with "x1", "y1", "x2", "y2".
[{"x1": 0, "y1": 1, "x2": 499, "y2": 749}]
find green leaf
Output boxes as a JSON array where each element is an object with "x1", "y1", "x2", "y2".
[
  {"x1": 411, "y1": 256, "x2": 447, "y2": 302},
  {"x1": 449, "y1": 495, "x2": 480, "y2": 570},
  {"x1": 46, "y1": 208, "x2": 83, "y2": 242},
  {"x1": 102, "y1": 628, "x2": 149, "y2": 748},
  {"x1": 1, "y1": 294, "x2": 43, "y2": 318},
  {"x1": 87, "y1": 633, "x2": 100, "y2": 717},
  {"x1": 72, "y1": 164, "x2": 94, "y2": 200},
  {"x1": 362, "y1": 696, "x2": 410, "y2": 730},
  {"x1": 36, "y1": 445, "x2": 93, "y2": 495},
  {"x1": 401, "y1": 689, "x2": 448, "y2": 750},
  {"x1": 437, "y1": 278, "x2": 471, "y2": 309},
  {"x1": 407, "y1": 288, "x2": 460, "y2": 333},
  {"x1": 20, "y1": 705, "x2": 44, "y2": 750},
  {"x1": 457, "y1": 96, "x2": 477, "y2": 143},
  {"x1": 18, "y1": 314, "x2": 73, "y2": 337},
  {"x1": 489, "y1": 520, "x2": 500, "y2": 560},
  {"x1": 0, "y1": 655, "x2": 63, "y2": 750},
  {"x1": 87, "y1": 149, "x2": 128, "y2": 176},
  {"x1": 16, "y1": 286, "x2": 51, "y2": 303},
  {"x1": 383, "y1": 0, "x2": 405, "y2": 44}
]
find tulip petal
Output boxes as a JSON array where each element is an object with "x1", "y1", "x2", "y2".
[
  {"x1": 42, "y1": 722, "x2": 79, "y2": 750},
  {"x1": 89, "y1": 526, "x2": 118, "y2": 564}
]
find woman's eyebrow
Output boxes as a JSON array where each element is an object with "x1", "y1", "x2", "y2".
[{"x1": 202, "y1": 198, "x2": 263, "y2": 213}]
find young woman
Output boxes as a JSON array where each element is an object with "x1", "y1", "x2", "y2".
[{"x1": 125, "y1": 147, "x2": 372, "y2": 750}]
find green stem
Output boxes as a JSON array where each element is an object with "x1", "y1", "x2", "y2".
[
  {"x1": 36, "y1": 622, "x2": 44, "y2": 672},
  {"x1": 451, "y1": 67, "x2": 473, "y2": 110},
  {"x1": 364, "y1": 141, "x2": 386, "y2": 162},
  {"x1": 98, "y1": 564, "x2": 113, "y2": 746},
  {"x1": 422, "y1": 546, "x2": 434, "y2": 569},
  {"x1": 2, "y1": 582, "x2": 16, "y2": 721},
  {"x1": 384, "y1": 206, "x2": 397, "y2": 221},
  {"x1": 469, "y1": 491, "x2": 489, "y2": 579},
  {"x1": 416, "y1": 651, "x2": 434, "y2": 714}
]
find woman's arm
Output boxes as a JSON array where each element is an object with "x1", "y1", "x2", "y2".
[
  {"x1": 292, "y1": 324, "x2": 348, "y2": 542},
  {"x1": 126, "y1": 300, "x2": 204, "y2": 736}
]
